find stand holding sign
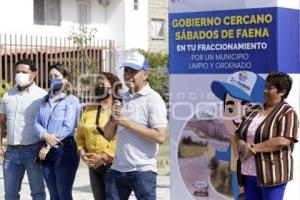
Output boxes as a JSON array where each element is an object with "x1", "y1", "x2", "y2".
[{"x1": 169, "y1": 0, "x2": 300, "y2": 199}]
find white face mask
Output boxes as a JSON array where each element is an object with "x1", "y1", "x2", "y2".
[{"x1": 15, "y1": 72, "x2": 31, "y2": 87}]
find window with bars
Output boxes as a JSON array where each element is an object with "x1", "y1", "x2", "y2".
[
  {"x1": 77, "y1": 0, "x2": 91, "y2": 25},
  {"x1": 34, "y1": 0, "x2": 61, "y2": 25},
  {"x1": 151, "y1": 19, "x2": 165, "y2": 40}
]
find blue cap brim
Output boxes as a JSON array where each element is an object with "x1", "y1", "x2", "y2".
[
  {"x1": 211, "y1": 81, "x2": 252, "y2": 102},
  {"x1": 121, "y1": 62, "x2": 144, "y2": 70}
]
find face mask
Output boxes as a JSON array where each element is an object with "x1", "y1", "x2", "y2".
[
  {"x1": 15, "y1": 73, "x2": 30, "y2": 87},
  {"x1": 95, "y1": 86, "x2": 110, "y2": 100},
  {"x1": 50, "y1": 77, "x2": 64, "y2": 92}
]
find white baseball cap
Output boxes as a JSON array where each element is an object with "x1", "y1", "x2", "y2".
[{"x1": 121, "y1": 52, "x2": 149, "y2": 71}]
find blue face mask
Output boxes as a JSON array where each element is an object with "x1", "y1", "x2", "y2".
[{"x1": 50, "y1": 77, "x2": 64, "y2": 92}]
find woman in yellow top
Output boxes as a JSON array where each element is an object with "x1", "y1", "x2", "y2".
[{"x1": 76, "y1": 72, "x2": 121, "y2": 200}]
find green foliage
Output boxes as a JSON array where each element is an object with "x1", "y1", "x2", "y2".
[
  {"x1": 136, "y1": 49, "x2": 169, "y2": 104},
  {"x1": 208, "y1": 157, "x2": 220, "y2": 175},
  {"x1": 210, "y1": 162, "x2": 233, "y2": 197},
  {"x1": 0, "y1": 80, "x2": 13, "y2": 99},
  {"x1": 69, "y1": 26, "x2": 97, "y2": 48},
  {"x1": 148, "y1": 68, "x2": 168, "y2": 103},
  {"x1": 136, "y1": 49, "x2": 168, "y2": 69},
  {"x1": 68, "y1": 25, "x2": 98, "y2": 86},
  {"x1": 0, "y1": 80, "x2": 13, "y2": 138},
  {"x1": 157, "y1": 130, "x2": 170, "y2": 175},
  {"x1": 178, "y1": 143, "x2": 208, "y2": 158}
]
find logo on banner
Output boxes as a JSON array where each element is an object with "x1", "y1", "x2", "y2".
[{"x1": 239, "y1": 71, "x2": 248, "y2": 82}]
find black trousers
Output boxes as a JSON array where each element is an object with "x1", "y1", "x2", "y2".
[{"x1": 89, "y1": 167, "x2": 109, "y2": 200}]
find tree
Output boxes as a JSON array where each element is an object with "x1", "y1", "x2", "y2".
[
  {"x1": 208, "y1": 157, "x2": 220, "y2": 175},
  {"x1": 0, "y1": 80, "x2": 13, "y2": 99},
  {"x1": 68, "y1": 25, "x2": 98, "y2": 87},
  {"x1": 68, "y1": 25, "x2": 99, "y2": 103},
  {"x1": 0, "y1": 80, "x2": 13, "y2": 138},
  {"x1": 136, "y1": 49, "x2": 169, "y2": 105}
]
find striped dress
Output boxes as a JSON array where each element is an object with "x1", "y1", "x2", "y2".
[{"x1": 236, "y1": 101, "x2": 299, "y2": 187}]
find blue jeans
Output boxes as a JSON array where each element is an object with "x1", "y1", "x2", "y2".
[
  {"x1": 105, "y1": 169, "x2": 157, "y2": 200},
  {"x1": 42, "y1": 137, "x2": 79, "y2": 200},
  {"x1": 243, "y1": 175, "x2": 287, "y2": 200},
  {"x1": 3, "y1": 142, "x2": 46, "y2": 200}
]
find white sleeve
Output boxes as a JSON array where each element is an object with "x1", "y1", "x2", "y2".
[{"x1": 148, "y1": 94, "x2": 168, "y2": 128}]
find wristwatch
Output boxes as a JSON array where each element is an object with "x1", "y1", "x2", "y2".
[{"x1": 45, "y1": 144, "x2": 51, "y2": 149}]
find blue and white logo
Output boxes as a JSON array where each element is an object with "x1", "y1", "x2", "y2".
[{"x1": 239, "y1": 71, "x2": 248, "y2": 82}]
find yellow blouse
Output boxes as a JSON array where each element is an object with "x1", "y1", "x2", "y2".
[{"x1": 76, "y1": 105, "x2": 116, "y2": 157}]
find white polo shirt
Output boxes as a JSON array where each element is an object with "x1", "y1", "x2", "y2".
[{"x1": 112, "y1": 84, "x2": 167, "y2": 172}]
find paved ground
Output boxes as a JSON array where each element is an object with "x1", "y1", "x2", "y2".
[{"x1": 0, "y1": 161, "x2": 170, "y2": 200}]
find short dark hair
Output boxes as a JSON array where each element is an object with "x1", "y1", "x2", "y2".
[
  {"x1": 266, "y1": 72, "x2": 292, "y2": 99},
  {"x1": 15, "y1": 59, "x2": 37, "y2": 72}
]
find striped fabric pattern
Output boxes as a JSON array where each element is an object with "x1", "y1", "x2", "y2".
[
  {"x1": 236, "y1": 101, "x2": 299, "y2": 187},
  {"x1": 0, "y1": 84, "x2": 47, "y2": 145}
]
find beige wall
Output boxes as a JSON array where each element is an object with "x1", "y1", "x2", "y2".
[{"x1": 148, "y1": 0, "x2": 168, "y2": 53}]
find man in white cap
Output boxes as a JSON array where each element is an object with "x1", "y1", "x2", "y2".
[{"x1": 104, "y1": 51, "x2": 168, "y2": 200}]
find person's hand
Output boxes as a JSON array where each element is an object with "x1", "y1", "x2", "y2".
[
  {"x1": 250, "y1": 143, "x2": 259, "y2": 154},
  {"x1": 111, "y1": 100, "x2": 123, "y2": 120},
  {"x1": 43, "y1": 133, "x2": 60, "y2": 146},
  {"x1": 85, "y1": 153, "x2": 105, "y2": 168},
  {"x1": 239, "y1": 141, "x2": 256, "y2": 162},
  {"x1": 38, "y1": 146, "x2": 50, "y2": 160},
  {"x1": 78, "y1": 149, "x2": 89, "y2": 163},
  {"x1": 0, "y1": 146, "x2": 5, "y2": 160},
  {"x1": 111, "y1": 100, "x2": 129, "y2": 127},
  {"x1": 101, "y1": 153, "x2": 113, "y2": 164}
]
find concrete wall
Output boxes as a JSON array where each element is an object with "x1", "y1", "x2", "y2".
[
  {"x1": 148, "y1": 0, "x2": 168, "y2": 53},
  {"x1": 106, "y1": 0, "x2": 125, "y2": 49},
  {"x1": 124, "y1": 0, "x2": 148, "y2": 50}
]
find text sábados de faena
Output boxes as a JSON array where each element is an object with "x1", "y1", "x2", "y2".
[
  {"x1": 175, "y1": 28, "x2": 269, "y2": 40},
  {"x1": 172, "y1": 14, "x2": 273, "y2": 28}
]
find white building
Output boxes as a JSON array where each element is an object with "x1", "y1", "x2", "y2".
[{"x1": 0, "y1": 0, "x2": 149, "y2": 51}]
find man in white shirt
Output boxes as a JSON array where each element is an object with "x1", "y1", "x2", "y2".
[
  {"x1": 104, "y1": 52, "x2": 168, "y2": 200},
  {"x1": 0, "y1": 59, "x2": 47, "y2": 200}
]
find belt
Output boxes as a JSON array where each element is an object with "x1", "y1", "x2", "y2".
[
  {"x1": 8, "y1": 142, "x2": 41, "y2": 149},
  {"x1": 39, "y1": 137, "x2": 75, "y2": 148},
  {"x1": 59, "y1": 137, "x2": 75, "y2": 146},
  {"x1": 8, "y1": 144, "x2": 25, "y2": 149}
]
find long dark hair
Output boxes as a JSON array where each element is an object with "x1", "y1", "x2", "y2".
[
  {"x1": 97, "y1": 72, "x2": 122, "y2": 101},
  {"x1": 94, "y1": 72, "x2": 121, "y2": 134}
]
